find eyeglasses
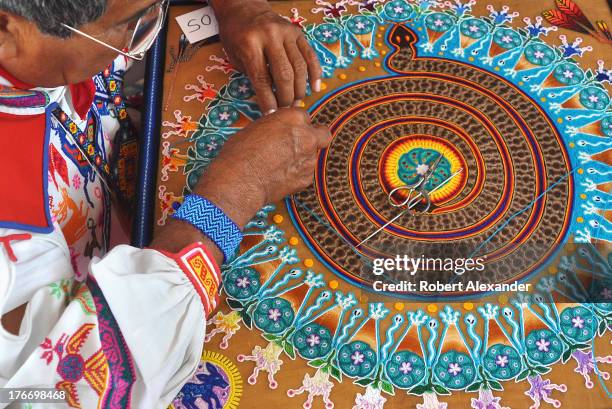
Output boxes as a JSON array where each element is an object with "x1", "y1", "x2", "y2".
[{"x1": 61, "y1": 0, "x2": 169, "y2": 61}]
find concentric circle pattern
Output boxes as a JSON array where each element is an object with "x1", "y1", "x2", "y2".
[
  {"x1": 379, "y1": 134, "x2": 467, "y2": 205},
  {"x1": 289, "y1": 39, "x2": 572, "y2": 295}
]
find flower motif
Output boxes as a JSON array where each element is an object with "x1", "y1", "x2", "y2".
[
  {"x1": 398, "y1": 149, "x2": 451, "y2": 192},
  {"x1": 483, "y1": 344, "x2": 522, "y2": 380},
  {"x1": 471, "y1": 389, "x2": 509, "y2": 409},
  {"x1": 253, "y1": 297, "x2": 295, "y2": 334},
  {"x1": 208, "y1": 104, "x2": 240, "y2": 127},
  {"x1": 352, "y1": 351, "x2": 365, "y2": 365},
  {"x1": 572, "y1": 316, "x2": 584, "y2": 329},
  {"x1": 553, "y1": 63, "x2": 585, "y2": 86},
  {"x1": 416, "y1": 163, "x2": 430, "y2": 175},
  {"x1": 72, "y1": 174, "x2": 81, "y2": 189},
  {"x1": 353, "y1": 385, "x2": 387, "y2": 409},
  {"x1": 347, "y1": 15, "x2": 374, "y2": 35},
  {"x1": 560, "y1": 306, "x2": 596, "y2": 342},
  {"x1": 338, "y1": 341, "x2": 376, "y2": 378},
  {"x1": 524, "y1": 43, "x2": 555, "y2": 66},
  {"x1": 525, "y1": 329, "x2": 563, "y2": 365},
  {"x1": 460, "y1": 18, "x2": 487, "y2": 39},
  {"x1": 269, "y1": 308, "x2": 282, "y2": 322},
  {"x1": 386, "y1": 350, "x2": 426, "y2": 389},
  {"x1": 425, "y1": 13, "x2": 453, "y2": 32},
  {"x1": 579, "y1": 87, "x2": 610, "y2": 111},
  {"x1": 236, "y1": 277, "x2": 250, "y2": 288},
  {"x1": 383, "y1": 0, "x2": 413, "y2": 21},
  {"x1": 306, "y1": 334, "x2": 320, "y2": 347},
  {"x1": 492, "y1": 28, "x2": 522, "y2": 49},
  {"x1": 495, "y1": 355, "x2": 508, "y2": 368},
  {"x1": 314, "y1": 23, "x2": 342, "y2": 43},
  {"x1": 536, "y1": 338, "x2": 550, "y2": 352},
  {"x1": 433, "y1": 350, "x2": 476, "y2": 389},
  {"x1": 447, "y1": 363, "x2": 462, "y2": 376},
  {"x1": 195, "y1": 133, "x2": 225, "y2": 158},
  {"x1": 227, "y1": 77, "x2": 255, "y2": 100},
  {"x1": 417, "y1": 392, "x2": 448, "y2": 409},
  {"x1": 293, "y1": 323, "x2": 332, "y2": 359},
  {"x1": 224, "y1": 267, "x2": 261, "y2": 300},
  {"x1": 400, "y1": 362, "x2": 412, "y2": 374}
]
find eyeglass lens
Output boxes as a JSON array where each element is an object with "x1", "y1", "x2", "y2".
[{"x1": 128, "y1": 1, "x2": 168, "y2": 56}]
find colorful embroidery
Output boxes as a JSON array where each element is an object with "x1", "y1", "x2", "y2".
[
  {"x1": 88, "y1": 277, "x2": 136, "y2": 409},
  {"x1": 52, "y1": 108, "x2": 113, "y2": 193},
  {"x1": 0, "y1": 86, "x2": 48, "y2": 109},
  {"x1": 48, "y1": 143, "x2": 70, "y2": 189},
  {"x1": 49, "y1": 279, "x2": 72, "y2": 301},
  {"x1": 48, "y1": 280, "x2": 98, "y2": 314},
  {"x1": 39, "y1": 323, "x2": 108, "y2": 408},
  {"x1": 52, "y1": 188, "x2": 90, "y2": 246},
  {"x1": 164, "y1": 242, "x2": 221, "y2": 315}
]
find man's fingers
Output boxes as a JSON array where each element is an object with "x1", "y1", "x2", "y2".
[
  {"x1": 314, "y1": 124, "x2": 333, "y2": 149},
  {"x1": 245, "y1": 49, "x2": 278, "y2": 115},
  {"x1": 297, "y1": 36, "x2": 322, "y2": 93},
  {"x1": 302, "y1": 154, "x2": 318, "y2": 170},
  {"x1": 285, "y1": 42, "x2": 308, "y2": 104},
  {"x1": 265, "y1": 43, "x2": 295, "y2": 108}
]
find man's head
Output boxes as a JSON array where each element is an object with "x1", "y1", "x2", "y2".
[{"x1": 0, "y1": 0, "x2": 157, "y2": 87}]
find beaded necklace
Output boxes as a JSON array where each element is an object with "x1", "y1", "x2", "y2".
[{"x1": 51, "y1": 68, "x2": 138, "y2": 218}]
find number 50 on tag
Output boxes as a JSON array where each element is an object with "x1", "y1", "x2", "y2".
[{"x1": 175, "y1": 7, "x2": 219, "y2": 44}]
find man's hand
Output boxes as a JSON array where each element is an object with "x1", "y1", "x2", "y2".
[
  {"x1": 193, "y1": 109, "x2": 331, "y2": 227},
  {"x1": 151, "y1": 109, "x2": 331, "y2": 260},
  {"x1": 211, "y1": 0, "x2": 322, "y2": 114}
]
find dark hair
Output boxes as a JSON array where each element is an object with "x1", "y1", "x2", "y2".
[{"x1": 0, "y1": 0, "x2": 108, "y2": 38}]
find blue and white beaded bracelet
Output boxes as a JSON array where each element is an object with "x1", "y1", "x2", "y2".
[{"x1": 172, "y1": 194, "x2": 243, "y2": 263}]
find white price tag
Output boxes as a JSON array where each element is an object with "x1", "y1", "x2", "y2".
[{"x1": 175, "y1": 7, "x2": 219, "y2": 44}]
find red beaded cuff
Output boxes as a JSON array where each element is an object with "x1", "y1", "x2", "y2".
[{"x1": 158, "y1": 242, "x2": 221, "y2": 316}]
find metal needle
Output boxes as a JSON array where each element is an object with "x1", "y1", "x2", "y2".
[{"x1": 356, "y1": 168, "x2": 464, "y2": 248}]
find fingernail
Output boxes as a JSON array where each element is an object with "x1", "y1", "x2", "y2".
[
  {"x1": 314, "y1": 79, "x2": 321, "y2": 93},
  {"x1": 265, "y1": 109, "x2": 277, "y2": 115},
  {"x1": 293, "y1": 100, "x2": 303, "y2": 107}
]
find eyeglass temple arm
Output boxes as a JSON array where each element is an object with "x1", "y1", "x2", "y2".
[{"x1": 60, "y1": 24, "x2": 144, "y2": 61}]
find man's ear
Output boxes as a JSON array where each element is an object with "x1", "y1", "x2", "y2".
[{"x1": 0, "y1": 12, "x2": 22, "y2": 61}]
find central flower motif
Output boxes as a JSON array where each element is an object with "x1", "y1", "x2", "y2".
[
  {"x1": 495, "y1": 354, "x2": 508, "y2": 368},
  {"x1": 268, "y1": 308, "x2": 281, "y2": 322},
  {"x1": 399, "y1": 361, "x2": 413, "y2": 374},
  {"x1": 536, "y1": 338, "x2": 550, "y2": 352},
  {"x1": 352, "y1": 351, "x2": 365, "y2": 365},
  {"x1": 447, "y1": 362, "x2": 463, "y2": 376},
  {"x1": 236, "y1": 277, "x2": 250, "y2": 288},
  {"x1": 572, "y1": 316, "x2": 584, "y2": 329},
  {"x1": 306, "y1": 334, "x2": 321, "y2": 347}
]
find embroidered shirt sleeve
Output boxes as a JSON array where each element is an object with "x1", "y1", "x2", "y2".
[
  {"x1": 1, "y1": 234, "x2": 217, "y2": 408},
  {"x1": 157, "y1": 242, "x2": 221, "y2": 316}
]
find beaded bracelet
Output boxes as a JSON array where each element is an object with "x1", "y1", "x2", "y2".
[{"x1": 172, "y1": 194, "x2": 243, "y2": 263}]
